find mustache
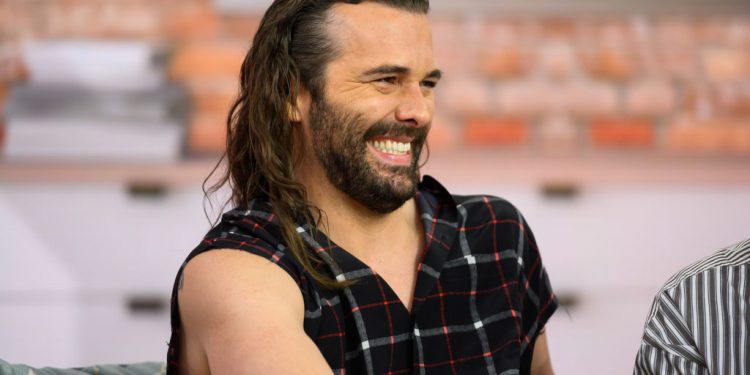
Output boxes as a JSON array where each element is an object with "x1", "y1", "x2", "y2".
[{"x1": 362, "y1": 120, "x2": 429, "y2": 143}]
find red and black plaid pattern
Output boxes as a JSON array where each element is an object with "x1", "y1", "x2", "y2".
[{"x1": 168, "y1": 176, "x2": 557, "y2": 374}]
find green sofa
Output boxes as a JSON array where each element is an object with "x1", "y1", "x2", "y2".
[{"x1": 0, "y1": 360, "x2": 165, "y2": 375}]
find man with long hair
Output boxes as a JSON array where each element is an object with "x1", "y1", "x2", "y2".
[{"x1": 168, "y1": 0, "x2": 558, "y2": 373}]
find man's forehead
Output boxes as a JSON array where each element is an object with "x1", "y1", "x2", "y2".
[
  {"x1": 328, "y1": 2, "x2": 430, "y2": 35},
  {"x1": 326, "y1": 2, "x2": 436, "y2": 73}
]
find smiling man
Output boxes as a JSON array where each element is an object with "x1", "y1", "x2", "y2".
[{"x1": 167, "y1": 1, "x2": 557, "y2": 374}]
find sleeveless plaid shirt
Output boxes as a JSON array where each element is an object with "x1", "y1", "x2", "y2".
[{"x1": 168, "y1": 176, "x2": 558, "y2": 374}]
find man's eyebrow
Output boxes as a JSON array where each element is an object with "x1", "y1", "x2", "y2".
[
  {"x1": 361, "y1": 66, "x2": 443, "y2": 80},
  {"x1": 362, "y1": 65, "x2": 410, "y2": 76},
  {"x1": 426, "y1": 69, "x2": 443, "y2": 80}
]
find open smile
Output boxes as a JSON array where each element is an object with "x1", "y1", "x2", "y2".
[
  {"x1": 369, "y1": 138, "x2": 411, "y2": 155},
  {"x1": 366, "y1": 137, "x2": 413, "y2": 165}
]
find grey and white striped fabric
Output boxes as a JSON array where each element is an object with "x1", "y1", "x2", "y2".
[{"x1": 634, "y1": 238, "x2": 750, "y2": 375}]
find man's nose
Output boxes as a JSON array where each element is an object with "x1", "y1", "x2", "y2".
[{"x1": 395, "y1": 84, "x2": 432, "y2": 127}]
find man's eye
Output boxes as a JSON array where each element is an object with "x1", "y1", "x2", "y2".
[
  {"x1": 421, "y1": 80, "x2": 438, "y2": 89},
  {"x1": 375, "y1": 77, "x2": 398, "y2": 85}
]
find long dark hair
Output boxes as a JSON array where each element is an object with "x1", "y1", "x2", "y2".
[{"x1": 204, "y1": 0, "x2": 430, "y2": 289}]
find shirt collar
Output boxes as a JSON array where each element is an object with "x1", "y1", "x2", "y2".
[{"x1": 299, "y1": 175, "x2": 459, "y2": 315}]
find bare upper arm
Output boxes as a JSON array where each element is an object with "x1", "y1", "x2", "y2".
[
  {"x1": 178, "y1": 249, "x2": 332, "y2": 375},
  {"x1": 530, "y1": 330, "x2": 554, "y2": 375}
]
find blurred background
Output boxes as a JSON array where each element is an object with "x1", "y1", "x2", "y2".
[{"x1": 0, "y1": 0, "x2": 749, "y2": 373}]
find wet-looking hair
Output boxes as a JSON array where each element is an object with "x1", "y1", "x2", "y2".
[{"x1": 204, "y1": 0, "x2": 430, "y2": 289}]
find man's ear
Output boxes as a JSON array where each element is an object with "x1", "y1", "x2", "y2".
[
  {"x1": 290, "y1": 87, "x2": 312, "y2": 124},
  {"x1": 287, "y1": 102, "x2": 302, "y2": 122}
]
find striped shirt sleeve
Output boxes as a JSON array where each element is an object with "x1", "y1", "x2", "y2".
[{"x1": 633, "y1": 239, "x2": 750, "y2": 375}]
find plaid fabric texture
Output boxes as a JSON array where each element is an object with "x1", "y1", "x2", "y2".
[{"x1": 168, "y1": 176, "x2": 557, "y2": 374}]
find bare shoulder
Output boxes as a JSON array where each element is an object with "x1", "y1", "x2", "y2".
[
  {"x1": 179, "y1": 249, "x2": 304, "y2": 320},
  {"x1": 178, "y1": 249, "x2": 331, "y2": 374}
]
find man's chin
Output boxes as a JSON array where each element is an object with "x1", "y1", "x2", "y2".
[
  {"x1": 375, "y1": 161, "x2": 419, "y2": 181},
  {"x1": 323, "y1": 155, "x2": 420, "y2": 214},
  {"x1": 362, "y1": 192, "x2": 413, "y2": 214},
  {"x1": 376, "y1": 169, "x2": 419, "y2": 193},
  {"x1": 363, "y1": 176, "x2": 418, "y2": 214}
]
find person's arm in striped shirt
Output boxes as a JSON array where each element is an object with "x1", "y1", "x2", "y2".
[
  {"x1": 634, "y1": 289, "x2": 709, "y2": 375},
  {"x1": 633, "y1": 238, "x2": 750, "y2": 375}
]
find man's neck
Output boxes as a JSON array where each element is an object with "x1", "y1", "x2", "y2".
[{"x1": 299, "y1": 169, "x2": 423, "y2": 263}]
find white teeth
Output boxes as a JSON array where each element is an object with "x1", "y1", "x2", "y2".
[{"x1": 370, "y1": 140, "x2": 410, "y2": 155}]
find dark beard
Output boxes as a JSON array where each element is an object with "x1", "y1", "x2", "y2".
[{"x1": 308, "y1": 96, "x2": 428, "y2": 214}]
